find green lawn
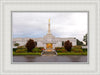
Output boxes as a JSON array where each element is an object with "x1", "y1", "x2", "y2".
[
  {"x1": 13, "y1": 52, "x2": 41, "y2": 55},
  {"x1": 57, "y1": 52, "x2": 87, "y2": 55},
  {"x1": 13, "y1": 46, "x2": 87, "y2": 56},
  {"x1": 13, "y1": 52, "x2": 87, "y2": 56}
]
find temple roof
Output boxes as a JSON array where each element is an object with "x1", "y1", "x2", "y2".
[{"x1": 43, "y1": 33, "x2": 55, "y2": 39}]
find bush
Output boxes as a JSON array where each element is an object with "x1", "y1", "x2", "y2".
[
  {"x1": 72, "y1": 48, "x2": 83, "y2": 53},
  {"x1": 25, "y1": 39, "x2": 35, "y2": 52},
  {"x1": 82, "y1": 49, "x2": 87, "y2": 52},
  {"x1": 57, "y1": 52, "x2": 87, "y2": 55},
  {"x1": 13, "y1": 48, "x2": 17, "y2": 52},
  {"x1": 17, "y1": 46, "x2": 25, "y2": 49},
  {"x1": 55, "y1": 47, "x2": 65, "y2": 50},
  {"x1": 16, "y1": 49, "x2": 27, "y2": 53},
  {"x1": 56, "y1": 49, "x2": 63, "y2": 53},
  {"x1": 81, "y1": 52, "x2": 87, "y2": 55},
  {"x1": 14, "y1": 48, "x2": 42, "y2": 53},
  {"x1": 55, "y1": 47, "x2": 67, "y2": 53},
  {"x1": 64, "y1": 40, "x2": 72, "y2": 52},
  {"x1": 32, "y1": 48, "x2": 42, "y2": 53},
  {"x1": 14, "y1": 43, "x2": 19, "y2": 46},
  {"x1": 36, "y1": 47, "x2": 44, "y2": 50},
  {"x1": 56, "y1": 49, "x2": 67, "y2": 53},
  {"x1": 72, "y1": 46, "x2": 82, "y2": 49},
  {"x1": 13, "y1": 53, "x2": 41, "y2": 55}
]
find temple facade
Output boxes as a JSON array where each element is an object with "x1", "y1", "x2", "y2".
[{"x1": 13, "y1": 19, "x2": 77, "y2": 49}]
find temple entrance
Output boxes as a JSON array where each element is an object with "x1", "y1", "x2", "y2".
[
  {"x1": 46, "y1": 43, "x2": 53, "y2": 52},
  {"x1": 46, "y1": 43, "x2": 53, "y2": 49},
  {"x1": 42, "y1": 43, "x2": 57, "y2": 56}
]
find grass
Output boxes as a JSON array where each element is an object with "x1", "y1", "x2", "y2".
[
  {"x1": 57, "y1": 52, "x2": 87, "y2": 55},
  {"x1": 13, "y1": 52, "x2": 87, "y2": 56},
  {"x1": 13, "y1": 52, "x2": 41, "y2": 55},
  {"x1": 13, "y1": 47, "x2": 87, "y2": 56}
]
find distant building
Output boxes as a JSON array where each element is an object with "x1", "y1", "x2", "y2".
[{"x1": 13, "y1": 19, "x2": 77, "y2": 49}]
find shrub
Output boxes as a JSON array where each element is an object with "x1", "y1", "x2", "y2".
[
  {"x1": 56, "y1": 50, "x2": 63, "y2": 53},
  {"x1": 37, "y1": 47, "x2": 44, "y2": 50},
  {"x1": 13, "y1": 53, "x2": 41, "y2": 55},
  {"x1": 81, "y1": 52, "x2": 87, "y2": 55},
  {"x1": 25, "y1": 39, "x2": 35, "y2": 52},
  {"x1": 14, "y1": 43, "x2": 19, "y2": 46},
  {"x1": 56, "y1": 49, "x2": 67, "y2": 53},
  {"x1": 32, "y1": 48, "x2": 42, "y2": 53},
  {"x1": 64, "y1": 40, "x2": 72, "y2": 52},
  {"x1": 55, "y1": 47, "x2": 67, "y2": 53},
  {"x1": 16, "y1": 49, "x2": 27, "y2": 53},
  {"x1": 13, "y1": 48, "x2": 17, "y2": 52},
  {"x1": 57, "y1": 52, "x2": 87, "y2": 55},
  {"x1": 17, "y1": 46, "x2": 25, "y2": 49},
  {"x1": 55, "y1": 47, "x2": 65, "y2": 50},
  {"x1": 82, "y1": 49, "x2": 87, "y2": 52},
  {"x1": 72, "y1": 48, "x2": 83, "y2": 53},
  {"x1": 72, "y1": 46, "x2": 82, "y2": 49}
]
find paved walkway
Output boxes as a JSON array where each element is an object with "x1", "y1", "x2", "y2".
[
  {"x1": 13, "y1": 55, "x2": 87, "y2": 62},
  {"x1": 41, "y1": 49, "x2": 57, "y2": 56}
]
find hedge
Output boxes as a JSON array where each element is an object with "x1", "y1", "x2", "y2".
[
  {"x1": 57, "y1": 52, "x2": 87, "y2": 55},
  {"x1": 13, "y1": 48, "x2": 17, "y2": 52},
  {"x1": 13, "y1": 48, "x2": 43, "y2": 53},
  {"x1": 72, "y1": 46, "x2": 82, "y2": 49},
  {"x1": 13, "y1": 52, "x2": 41, "y2": 55},
  {"x1": 82, "y1": 49, "x2": 87, "y2": 52},
  {"x1": 32, "y1": 48, "x2": 42, "y2": 52}
]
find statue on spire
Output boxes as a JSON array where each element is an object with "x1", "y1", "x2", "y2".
[
  {"x1": 49, "y1": 18, "x2": 50, "y2": 23},
  {"x1": 48, "y1": 18, "x2": 51, "y2": 34}
]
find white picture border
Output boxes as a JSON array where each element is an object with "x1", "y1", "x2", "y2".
[
  {"x1": 11, "y1": 11, "x2": 89, "y2": 64},
  {"x1": 0, "y1": 0, "x2": 100, "y2": 75}
]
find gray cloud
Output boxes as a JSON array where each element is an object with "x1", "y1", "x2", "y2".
[{"x1": 12, "y1": 12, "x2": 88, "y2": 41}]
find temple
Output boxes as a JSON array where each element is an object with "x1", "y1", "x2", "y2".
[{"x1": 13, "y1": 19, "x2": 77, "y2": 49}]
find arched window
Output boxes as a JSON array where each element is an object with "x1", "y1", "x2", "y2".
[
  {"x1": 62, "y1": 41, "x2": 64, "y2": 46},
  {"x1": 34, "y1": 41, "x2": 37, "y2": 46}
]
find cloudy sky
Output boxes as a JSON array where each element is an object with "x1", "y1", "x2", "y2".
[{"x1": 12, "y1": 12, "x2": 88, "y2": 41}]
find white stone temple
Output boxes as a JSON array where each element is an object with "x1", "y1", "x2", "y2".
[{"x1": 13, "y1": 19, "x2": 77, "y2": 49}]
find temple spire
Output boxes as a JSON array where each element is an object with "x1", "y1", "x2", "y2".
[{"x1": 48, "y1": 18, "x2": 51, "y2": 34}]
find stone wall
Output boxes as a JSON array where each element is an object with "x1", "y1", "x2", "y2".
[{"x1": 13, "y1": 37, "x2": 77, "y2": 48}]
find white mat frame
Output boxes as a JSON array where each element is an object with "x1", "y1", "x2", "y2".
[{"x1": 0, "y1": 0, "x2": 100, "y2": 75}]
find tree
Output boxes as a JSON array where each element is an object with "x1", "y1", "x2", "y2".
[
  {"x1": 77, "y1": 39, "x2": 83, "y2": 45},
  {"x1": 14, "y1": 43, "x2": 19, "y2": 46},
  {"x1": 25, "y1": 39, "x2": 35, "y2": 52},
  {"x1": 83, "y1": 34, "x2": 88, "y2": 45},
  {"x1": 64, "y1": 40, "x2": 72, "y2": 52}
]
